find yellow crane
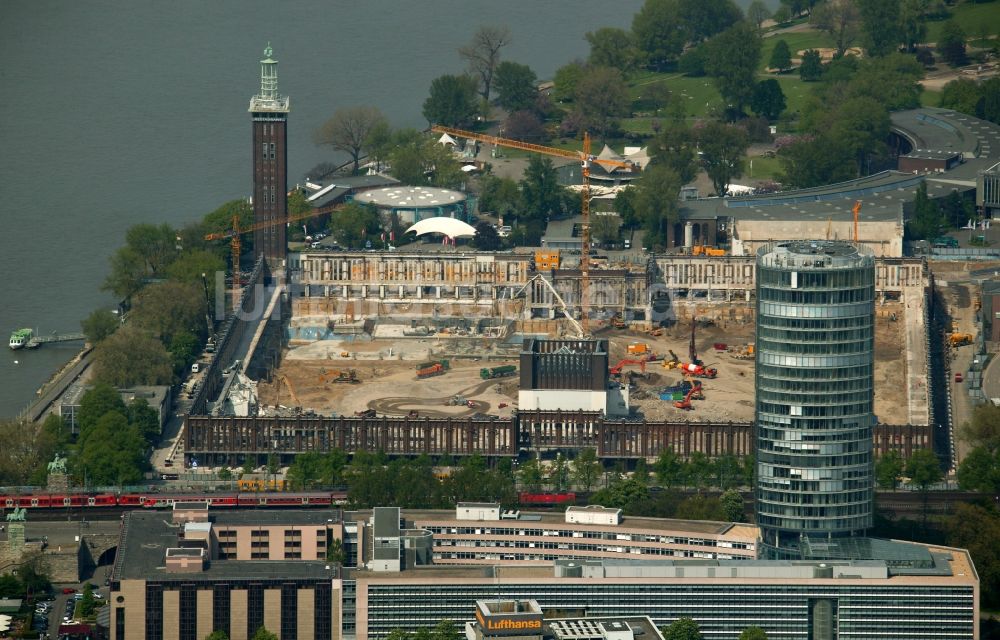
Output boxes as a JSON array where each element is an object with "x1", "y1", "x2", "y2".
[
  {"x1": 431, "y1": 125, "x2": 638, "y2": 333},
  {"x1": 204, "y1": 203, "x2": 346, "y2": 306},
  {"x1": 852, "y1": 200, "x2": 861, "y2": 243}
]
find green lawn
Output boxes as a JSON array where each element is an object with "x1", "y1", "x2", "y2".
[
  {"x1": 745, "y1": 154, "x2": 783, "y2": 181},
  {"x1": 921, "y1": 89, "x2": 941, "y2": 108},
  {"x1": 926, "y1": 2, "x2": 1000, "y2": 43}
]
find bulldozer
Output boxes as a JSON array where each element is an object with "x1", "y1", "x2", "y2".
[{"x1": 949, "y1": 333, "x2": 974, "y2": 347}]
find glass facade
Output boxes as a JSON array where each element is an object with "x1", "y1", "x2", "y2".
[
  {"x1": 360, "y1": 581, "x2": 974, "y2": 640},
  {"x1": 755, "y1": 242, "x2": 876, "y2": 557}
]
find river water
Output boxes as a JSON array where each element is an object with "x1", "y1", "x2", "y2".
[{"x1": 0, "y1": 0, "x2": 773, "y2": 417}]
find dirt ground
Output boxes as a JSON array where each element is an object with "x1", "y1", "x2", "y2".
[{"x1": 259, "y1": 300, "x2": 914, "y2": 423}]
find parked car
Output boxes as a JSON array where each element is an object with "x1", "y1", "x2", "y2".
[
  {"x1": 61, "y1": 588, "x2": 76, "y2": 594},
  {"x1": 955, "y1": 372, "x2": 964, "y2": 383}
]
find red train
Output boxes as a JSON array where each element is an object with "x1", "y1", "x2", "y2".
[
  {"x1": 518, "y1": 491, "x2": 577, "y2": 506},
  {"x1": 0, "y1": 491, "x2": 348, "y2": 510}
]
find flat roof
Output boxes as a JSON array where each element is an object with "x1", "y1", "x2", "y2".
[
  {"x1": 114, "y1": 511, "x2": 339, "y2": 582},
  {"x1": 355, "y1": 186, "x2": 467, "y2": 209},
  {"x1": 384, "y1": 509, "x2": 757, "y2": 539}
]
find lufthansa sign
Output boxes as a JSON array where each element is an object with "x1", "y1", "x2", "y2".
[{"x1": 475, "y1": 609, "x2": 544, "y2": 636}]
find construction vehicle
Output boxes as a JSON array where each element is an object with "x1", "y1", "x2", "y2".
[
  {"x1": 627, "y1": 342, "x2": 650, "y2": 355},
  {"x1": 319, "y1": 369, "x2": 360, "y2": 384},
  {"x1": 691, "y1": 245, "x2": 726, "y2": 257},
  {"x1": 609, "y1": 315, "x2": 627, "y2": 329},
  {"x1": 679, "y1": 362, "x2": 717, "y2": 379},
  {"x1": 355, "y1": 408, "x2": 377, "y2": 418},
  {"x1": 432, "y1": 125, "x2": 638, "y2": 334},
  {"x1": 647, "y1": 328, "x2": 663, "y2": 337},
  {"x1": 275, "y1": 374, "x2": 301, "y2": 409},
  {"x1": 949, "y1": 333, "x2": 974, "y2": 347},
  {"x1": 609, "y1": 359, "x2": 647, "y2": 376},
  {"x1": 662, "y1": 350, "x2": 681, "y2": 369},
  {"x1": 673, "y1": 384, "x2": 705, "y2": 410},
  {"x1": 417, "y1": 360, "x2": 450, "y2": 379},
  {"x1": 730, "y1": 344, "x2": 755, "y2": 360},
  {"x1": 480, "y1": 365, "x2": 517, "y2": 380}
]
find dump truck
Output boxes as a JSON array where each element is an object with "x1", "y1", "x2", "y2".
[
  {"x1": 480, "y1": 365, "x2": 517, "y2": 380},
  {"x1": 417, "y1": 360, "x2": 450, "y2": 379},
  {"x1": 949, "y1": 333, "x2": 973, "y2": 347}
]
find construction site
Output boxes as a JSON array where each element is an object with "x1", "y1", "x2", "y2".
[{"x1": 243, "y1": 250, "x2": 924, "y2": 428}]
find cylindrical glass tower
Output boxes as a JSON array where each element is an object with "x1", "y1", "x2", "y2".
[{"x1": 754, "y1": 241, "x2": 875, "y2": 558}]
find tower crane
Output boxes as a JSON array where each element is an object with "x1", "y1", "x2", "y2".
[
  {"x1": 431, "y1": 125, "x2": 639, "y2": 333},
  {"x1": 204, "y1": 203, "x2": 344, "y2": 305}
]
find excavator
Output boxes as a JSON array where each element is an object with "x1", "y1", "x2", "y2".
[
  {"x1": 318, "y1": 369, "x2": 360, "y2": 384},
  {"x1": 662, "y1": 350, "x2": 681, "y2": 369},
  {"x1": 609, "y1": 358, "x2": 647, "y2": 376},
  {"x1": 275, "y1": 374, "x2": 302, "y2": 409},
  {"x1": 674, "y1": 384, "x2": 705, "y2": 410}
]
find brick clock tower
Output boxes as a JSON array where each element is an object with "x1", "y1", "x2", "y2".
[{"x1": 249, "y1": 43, "x2": 290, "y2": 266}]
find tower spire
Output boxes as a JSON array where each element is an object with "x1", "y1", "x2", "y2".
[{"x1": 258, "y1": 42, "x2": 279, "y2": 102}]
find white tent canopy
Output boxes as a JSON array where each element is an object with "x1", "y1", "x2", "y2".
[{"x1": 405, "y1": 217, "x2": 477, "y2": 239}]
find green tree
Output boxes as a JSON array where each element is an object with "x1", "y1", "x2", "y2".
[
  {"x1": 575, "y1": 66, "x2": 630, "y2": 140},
  {"x1": 633, "y1": 458, "x2": 650, "y2": 486},
  {"x1": 326, "y1": 537, "x2": 346, "y2": 565},
  {"x1": 128, "y1": 397, "x2": 161, "y2": 444},
  {"x1": 956, "y1": 447, "x2": 1000, "y2": 493},
  {"x1": 663, "y1": 617, "x2": 703, "y2": 640},
  {"x1": 327, "y1": 203, "x2": 382, "y2": 249},
  {"x1": 946, "y1": 503, "x2": 1000, "y2": 608},
  {"x1": 386, "y1": 129, "x2": 464, "y2": 188},
  {"x1": 750, "y1": 79, "x2": 787, "y2": 120},
  {"x1": 78, "y1": 382, "x2": 127, "y2": 436},
  {"x1": 649, "y1": 121, "x2": 699, "y2": 185},
  {"x1": 747, "y1": 1, "x2": 771, "y2": 30},
  {"x1": 632, "y1": 0, "x2": 686, "y2": 70},
  {"x1": 684, "y1": 451, "x2": 714, "y2": 492},
  {"x1": 17, "y1": 552, "x2": 51, "y2": 597},
  {"x1": 81, "y1": 308, "x2": 120, "y2": 345},
  {"x1": 738, "y1": 627, "x2": 768, "y2": 640},
  {"x1": 92, "y1": 326, "x2": 175, "y2": 387},
  {"x1": 939, "y1": 78, "x2": 985, "y2": 119},
  {"x1": 518, "y1": 458, "x2": 544, "y2": 492},
  {"x1": 458, "y1": 25, "x2": 511, "y2": 102},
  {"x1": 0, "y1": 574, "x2": 21, "y2": 598},
  {"x1": 553, "y1": 60, "x2": 586, "y2": 102},
  {"x1": 478, "y1": 175, "x2": 522, "y2": 223},
  {"x1": 493, "y1": 61, "x2": 538, "y2": 113},
  {"x1": 876, "y1": 450, "x2": 904, "y2": 489},
  {"x1": 520, "y1": 156, "x2": 570, "y2": 223},
  {"x1": 856, "y1": 0, "x2": 902, "y2": 57},
  {"x1": 313, "y1": 105, "x2": 388, "y2": 174},
  {"x1": 655, "y1": 447, "x2": 684, "y2": 488},
  {"x1": 697, "y1": 122, "x2": 749, "y2": 197},
  {"x1": 590, "y1": 478, "x2": 650, "y2": 513},
  {"x1": 432, "y1": 620, "x2": 462, "y2": 640},
  {"x1": 251, "y1": 627, "x2": 279, "y2": 640},
  {"x1": 131, "y1": 280, "x2": 207, "y2": 344},
  {"x1": 905, "y1": 447, "x2": 944, "y2": 527},
  {"x1": 633, "y1": 165, "x2": 683, "y2": 249},
  {"x1": 799, "y1": 49, "x2": 824, "y2": 81},
  {"x1": 811, "y1": 0, "x2": 861, "y2": 57},
  {"x1": 720, "y1": 489, "x2": 745, "y2": 522},
  {"x1": 591, "y1": 212, "x2": 623, "y2": 247},
  {"x1": 679, "y1": 0, "x2": 743, "y2": 44},
  {"x1": 899, "y1": 0, "x2": 928, "y2": 52},
  {"x1": 704, "y1": 22, "x2": 762, "y2": 115},
  {"x1": 218, "y1": 467, "x2": 233, "y2": 481},
  {"x1": 938, "y1": 20, "x2": 968, "y2": 67},
  {"x1": 550, "y1": 453, "x2": 571, "y2": 491},
  {"x1": 586, "y1": 28, "x2": 637, "y2": 73},
  {"x1": 422, "y1": 74, "x2": 480, "y2": 127},
  {"x1": 961, "y1": 403, "x2": 1000, "y2": 451},
  {"x1": 76, "y1": 411, "x2": 147, "y2": 486},
  {"x1": 778, "y1": 134, "x2": 856, "y2": 188},
  {"x1": 714, "y1": 454, "x2": 744, "y2": 490},
  {"x1": 80, "y1": 582, "x2": 96, "y2": 617},
  {"x1": 473, "y1": 222, "x2": 502, "y2": 251},
  {"x1": 906, "y1": 181, "x2": 947, "y2": 240},
  {"x1": 572, "y1": 448, "x2": 604, "y2": 491},
  {"x1": 769, "y1": 40, "x2": 792, "y2": 72},
  {"x1": 205, "y1": 632, "x2": 230, "y2": 640},
  {"x1": 165, "y1": 249, "x2": 226, "y2": 305},
  {"x1": 0, "y1": 419, "x2": 59, "y2": 486}
]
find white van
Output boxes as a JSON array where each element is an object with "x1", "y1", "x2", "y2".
[{"x1": 191, "y1": 363, "x2": 200, "y2": 373}]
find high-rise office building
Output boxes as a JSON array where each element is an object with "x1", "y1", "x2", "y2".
[
  {"x1": 249, "y1": 43, "x2": 289, "y2": 266},
  {"x1": 754, "y1": 241, "x2": 876, "y2": 558}
]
